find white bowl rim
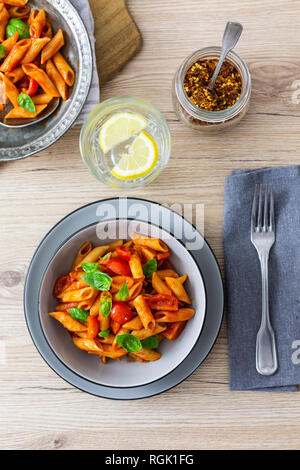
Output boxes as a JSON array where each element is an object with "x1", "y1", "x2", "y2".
[{"x1": 38, "y1": 218, "x2": 207, "y2": 388}]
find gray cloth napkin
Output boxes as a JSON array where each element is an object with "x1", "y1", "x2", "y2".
[
  {"x1": 223, "y1": 166, "x2": 300, "y2": 391},
  {"x1": 70, "y1": 0, "x2": 100, "y2": 124}
]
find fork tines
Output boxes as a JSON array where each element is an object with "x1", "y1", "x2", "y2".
[{"x1": 251, "y1": 184, "x2": 275, "y2": 232}]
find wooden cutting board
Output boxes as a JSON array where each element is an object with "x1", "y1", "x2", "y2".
[{"x1": 89, "y1": 0, "x2": 142, "y2": 85}]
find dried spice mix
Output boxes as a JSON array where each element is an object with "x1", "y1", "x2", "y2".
[{"x1": 183, "y1": 59, "x2": 242, "y2": 112}]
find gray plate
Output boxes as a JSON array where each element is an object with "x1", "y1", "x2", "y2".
[
  {"x1": 0, "y1": 0, "x2": 92, "y2": 161},
  {"x1": 24, "y1": 198, "x2": 224, "y2": 399}
]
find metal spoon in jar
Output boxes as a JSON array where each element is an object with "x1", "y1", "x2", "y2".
[
  {"x1": 208, "y1": 21, "x2": 243, "y2": 91},
  {"x1": 0, "y1": 97, "x2": 60, "y2": 128}
]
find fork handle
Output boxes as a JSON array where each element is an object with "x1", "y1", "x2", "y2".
[{"x1": 256, "y1": 252, "x2": 278, "y2": 376}]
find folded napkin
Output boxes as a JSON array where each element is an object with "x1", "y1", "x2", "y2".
[
  {"x1": 223, "y1": 166, "x2": 300, "y2": 391},
  {"x1": 70, "y1": 0, "x2": 100, "y2": 123}
]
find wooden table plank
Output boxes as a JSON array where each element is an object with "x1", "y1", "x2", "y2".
[{"x1": 1, "y1": 0, "x2": 300, "y2": 450}]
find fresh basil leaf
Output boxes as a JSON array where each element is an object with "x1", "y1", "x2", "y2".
[
  {"x1": 116, "y1": 334, "x2": 142, "y2": 353},
  {"x1": 17, "y1": 93, "x2": 35, "y2": 114},
  {"x1": 98, "y1": 329, "x2": 110, "y2": 338},
  {"x1": 142, "y1": 258, "x2": 157, "y2": 279},
  {"x1": 81, "y1": 262, "x2": 102, "y2": 273},
  {"x1": 69, "y1": 308, "x2": 89, "y2": 323},
  {"x1": 7, "y1": 18, "x2": 30, "y2": 39},
  {"x1": 0, "y1": 44, "x2": 6, "y2": 59},
  {"x1": 115, "y1": 282, "x2": 129, "y2": 301},
  {"x1": 100, "y1": 253, "x2": 110, "y2": 261},
  {"x1": 141, "y1": 334, "x2": 159, "y2": 349},
  {"x1": 100, "y1": 294, "x2": 112, "y2": 318},
  {"x1": 81, "y1": 271, "x2": 112, "y2": 291}
]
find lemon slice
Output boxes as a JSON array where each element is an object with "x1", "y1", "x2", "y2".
[
  {"x1": 111, "y1": 131, "x2": 158, "y2": 180},
  {"x1": 99, "y1": 112, "x2": 148, "y2": 153}
]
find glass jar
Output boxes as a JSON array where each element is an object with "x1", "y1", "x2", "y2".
[{"x1": 172, "y1": 46, "x2": 251, "y2": 131}]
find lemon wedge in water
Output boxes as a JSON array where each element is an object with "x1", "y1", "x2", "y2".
[
  {"x1": 99, "y1": 112, "x2": 147, "y2": 153},
  {"x1": 111, "y1": 131, "x2": 158, "y2": 180}
]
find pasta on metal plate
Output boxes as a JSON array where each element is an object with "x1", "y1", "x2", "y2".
[{"x1": 0, "y1": 0, "x2": 75, "y2": 119}]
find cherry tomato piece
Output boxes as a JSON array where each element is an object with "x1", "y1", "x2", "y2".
[
  {"x1": 110, "y1": 301, "x2": 133, "y2": 325},
  {"x1": 21, "y1": 77, "x2": 38, "y2": 97},
  {"x1": 87, "y1": 315, "x2": 99, "y2": 339},
  {"x1": 116, "y1": 246, "x2": 131, "y2": 261},
  {"x1": 26, "y1": 78, "x2": 38, "y2": 97},
  {"x1": 106, "y1": 257, "x2": 132, "y2": 277}
]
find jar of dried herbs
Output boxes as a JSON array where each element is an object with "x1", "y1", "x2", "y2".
[{"x1": 172, "y1": 47, "x2": 251, "y2": 131}]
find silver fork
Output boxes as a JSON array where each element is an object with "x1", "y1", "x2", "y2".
[{"x1": 251, "y1": 184, "x2": 278, "y2": 376}]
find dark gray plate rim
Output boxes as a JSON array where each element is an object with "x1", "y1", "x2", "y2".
[
  {"x1": 37, "y1": 217, "x2": 208, "y2": 389},
  {"x1": 24, "y1": 197, "x2": 224, "y2": 399}
]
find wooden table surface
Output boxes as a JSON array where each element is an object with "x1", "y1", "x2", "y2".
[{"x1": 1, "y1": 0, "x2": 300, "y2": 450}]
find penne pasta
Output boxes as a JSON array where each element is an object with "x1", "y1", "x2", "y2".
[
  {"x1": 165, "y1": 276, "x2": 191, "y2": 304},
  {"x1": 97, "y1": 333, "x2": 114, "y2": 345},
  {"x1": 163, "y1": 321, "x2": 187, "y2": 341},
  {"x1": 1, "y1": 31, "x2": 19, "y2": 53},
  {"x1": 76, "y1": 240, "x2": 123, "y2": 268},
  {"x1": 21, "y1": 37, "x2": 50, "y2": 63},
  {"x1": 29, "y1": 8, "x2": 46, "y2": 38},
  {"x1": 40, "y1": 28, "x2": 64, "y2": 64},
  {"x1": 131, "y1": 323, "x2": 166, "y2": 341},
  {"x1": 89, "y1": 293, "x2": 100, "y2": 317},
  {"x1": 5, "y1": 103, "x2": 47, "y2": 118},
  {"x1": 71, "y1": 241, "x2": 92, "y2": 270},
  {"x1": 73, "y1": 337, "x2": 104, "y2": 354},
  {"x1": 57, "y1": 286, "x2": 96, "y2": 303},
  {"x1": 133, "y1": 294, "x2": 155, "y2": 331},
  {"x1": 0, "y1": 71, "x2": 18, "y2": 106},
  {"x1": 0, "y1": 1, "x2": 28, "y2": 6},
  {"x1": 127, "y1": 279, "x2": 144, "y2": 301},
  {"x1": 55, "y1": 302, "x2": 79, "y2": 312},
  {"x1": 0, "y1": 38, "x2": 31, "y2": 73},
  {"x1": 151, "y1": 271, "x2": 172, "y2": 296},
  {"x1": 110, "y1": 275, "x2": 134, "y2": 293},
  {"x1": 129, "y1": 252, "x2": 144, "y2": 279},
  {"x1": 53, "y1": 51, "x2": 75, "y2": 86},
  {"x1": 138, "y1": 246, "x2": 156, "y2": 261},
  {"x1": 45, "y1": 58, "x2": 68, "y2": 100},
  {"x1": 132, "y1": 236, "x2": 169, "y2": 252},
  {"x1": 31, "y1": 93, "x2": 53, "y2": 105},
  {"x1": 27, "y1": 8, "x2": 37, "y2": 25},
  {"x1": 41, "y1": 21, "x2": 52, "y2": 39},
  {"x1": 22, "y1": 63, "x2": 60, "y2": 96},
  {"x1": 6, "y1": 65, "x2": 24, "y2": 82},
  {"x1": 112, "y1": 326, "x2": 129, "y2": 350},
  {"x1": 157, "y1": 269, "x2": 179, "y2": 279},
  {"x1": 98, "y1": 291, "x2": 111, "y2": 331},
  {"x1": 96, "y1": 344, "x2": 127, "y2": 360},
  {"x1": 48, "y1": 311, "x2": 87, "y2": 333},
  {"x1": 130, "y1": 347, "x2": 161, "y2": 362},
  {"x1": 0, "y1": 3, "x2": 9, "y2": 42},
  {"x1": 7, "y1": 4, "x2": 30, "y2": 18},
  {"x1": 155, "y1": 308, "x2": 195, "y2": 323},
  {"x1": 122, "y1": 316, "x2": 143, "y2": 330},
  {"x1": 177, "y1": 274, "x2": 188, "y2": 284}
]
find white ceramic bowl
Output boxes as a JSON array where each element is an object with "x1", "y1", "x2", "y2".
[{"x1": 39, "y1": 220, "x2": 206, "y2": 388}]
